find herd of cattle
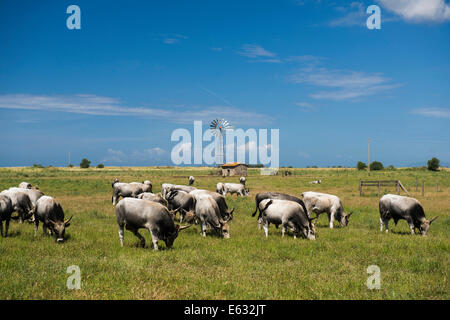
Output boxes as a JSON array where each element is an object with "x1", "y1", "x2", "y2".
[{"x1": 0, "y1": 176, "x2": 438, "y2": 250}]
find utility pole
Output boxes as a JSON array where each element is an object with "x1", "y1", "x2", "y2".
[{"x1": 368, "y1": 138, "x2": 370, "y2": 176}]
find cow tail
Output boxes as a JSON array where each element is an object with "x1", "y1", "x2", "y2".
[{"x1": 260, "y1": 199, "x2": 273, "y2": 213}]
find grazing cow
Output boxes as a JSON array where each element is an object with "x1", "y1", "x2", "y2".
[
  {"x1": 130, "y1": 180, "x2": 152, "y2": 193},
  {"x1": 137, "y1": 192, "x2": 167, "y2": 206},
  {"x1": 302, "y1": 191, "x2": 352, "y2": 228},
  {"x1": 169, "y1": 185, "x2": 197, "y2": 193},
  {"x1": 223, "y1": 183, "x2": 249, "y2": 197},
  {"x1": 165, "y1": 189, "x2": 195, "y2": 222},
  {"x1": 34, "y1": 196, "x2": 72, "y2": 242},
  {"x1": 115, "y1": 198, "x2": 190, "y2": 250},
  {"x1": 379, "y1": 194, "x2": 437, "y2": 236},
  {"x1": 18, "y1": 182, "x2": 32, "y2": 189},
  {"x1": 216, "y1": 182, "x2": 225, "y2": 195},
  {"x1": 190, "y1": 189, "x2": 234, "y2": 221},
  {"x1": 8, "y1": 187, "x2": 43, "y2": 207},
  {"x1": 0, "y1": 189, "x2": 34, "y2": 223},
  {"x1": 0, "y1": 195, "x2": 13, "y2": 237},
  {"x1": 112, "y1": 179, "x2": 147, "y2": 205},
  {"x1": 239, "y1": 177, "x2": 246, "y2": 185},
  {"x1": 258, "y1": 199, "x2": 316, "y2": 240},
  {"x1": 309, "y1": 180, "x2": 321, "y2": 184},
  {"x1": 251, "y1": 192, "x2": 309, "y2": 229},
  {"x1": 188, "y1": 176, "x2": 195, "y2": 186},
  {"x1": 192, "y1": 193, "x2": 231, "y2": 238}
]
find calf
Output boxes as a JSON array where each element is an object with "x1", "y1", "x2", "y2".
[
  {"x1": 192, "y1": 193, "x2": 231, "y2": 238},
  {"x1": 0, "y1": 195, "x2": 13, "y2": 237},
  {"x1": 251, "y1": 192, "x2": 308, "y2": 229},
  {"x1": 137, "y1": 192, "x2": 167, "y2": 206},
  {"x1": 188, "y1": 176, "x2": 195, "y2": 186},
  {"x1": 190, "y1": 189, "x2": 234, "y2": 221},
  {"x1": 379, "y1": 194, "x2": 437, "y2": 236},
  {"x1": 165, "y1": 189, "x2": 195, "y2": 222},
  {"x1": 116, "y1": 198, "x2": 190, "y2": 250},
  {"x1": 0, "y1": 189, "x2": 34, "y2": 223},
  {"x1": 302, "y1": 191, "x2": 352, "y2": 228},
  {"x1": 223, "y1": 183, "x2": 249, "y2": 197},
  {"x1": 34, "y1": 196, "x2": 72, "y2": 242},
  {"x1": 112, "y1": 179, "x2": 147, "y2": 205},
  {"x1": 258, "y1": 199, "x2": 316, "y2": 240}
]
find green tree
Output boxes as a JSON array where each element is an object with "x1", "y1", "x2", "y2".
[
  {"x1": 97, "y1": 164, "x2": 104, "y2": 168},
  {"x1": 357, "y1": 161, "x2": 367, "y2": 170},
  {"x1": 427, "y1": 157, "x2": 440, "y2": 171},
  {"x1": 80, "y1": 158, "x2": 91, "y2": 169},
  {"x1": 370, "y1": 161, "x2": 384, "y2": 171}
]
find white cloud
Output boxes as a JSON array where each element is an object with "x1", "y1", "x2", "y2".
[
  {"x1": 239, "y1": 44, "x2": 276, "y2": 58},
  {"x1": 295, "y1": 102, "x2": 316, "y2": 111},
  {"x1": 288, "y1": 66, "x2": 399, "y2": 101},
  {"x1": 0, "y1": 94, "x2": 272, "y2": 126},
  {"x1": 160, "y1": 34, "x2": 189, "y2": 44},
  {"x1": 378, "y1": 0, "x2": 450, "y2": 22},
  {"x1": 411, "y1": 108, "x2": 450, "y2": 118},
  {"x1": 329, "y1": 2, "x2": 366, "y2": 27}
]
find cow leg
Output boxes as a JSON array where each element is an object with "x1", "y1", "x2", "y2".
[
  {"x1": 383, "y1": 219, "x2": 389, "y2": 233},
  {"x1": 126, "y1": 225, "x2": 145, "y2": 247},
  {"x1": 281, "y1": 224, "x2": 286, "y2": 238},
  {"x1": 149, "y1": 230, "x2": 159, "y2": 251},
  {"x1": 408, "y1": 222, "x2": 415, "y2": 235},
  {"x1": 34, "y1": 219, "x2": 39, "y2": 236},
  {"x1": 18, "y1": 209, "x2": 24, "y2": 224},
  {"x1": 329, "y1": 213, "x2": 334, "y2": 229},
  {"x1": 263, "y1": 221, "x2": 269, "y2": 238},
  {"x1": 257, "y1": 217, "x2": 262, "y2": 230},
  {"x1": 118, "y1": 224, "x2": 125, "y2": 247},
  {"x1": 0, "y1": 221, "x2": 3, "y2": 237},
  {"x1": 4, "y1": 219, "x2": 9, "y2": 237},
  {"x1": 42, "y1": 223, "x2": 47, "y2": 236},
  {"x1": 379, "y1": 218, "x2": 384, "y2": 232},
  {"x1": 201, "y1": 222, "x2": 207, "y2": 237}
]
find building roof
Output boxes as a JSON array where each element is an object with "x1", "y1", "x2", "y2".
[{"x1": 220, "y1": 162, "x2": 248, "y2": 168}]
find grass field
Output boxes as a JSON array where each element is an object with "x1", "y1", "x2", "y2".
[{"x1": 0, "y1": 166, "x2": 448, "y2": 299}]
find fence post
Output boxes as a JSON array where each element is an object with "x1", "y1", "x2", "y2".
[
  {"x1": 422, "y1": 181, "x2": 424, "y2": 196},
  {"x1": 359, "y1": 180, "x2": 362, "y2": 196},
  {"x1": 377, "y1": 181, "x2": 380, "y2": 197}
]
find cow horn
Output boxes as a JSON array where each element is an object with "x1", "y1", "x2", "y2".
[
  {"x1": 309, "y1": 216, "x2": 318, "y2": 222},
  {"x1": 429, "y1": 216, "x2": 438, "y2": 224},
  {"x1": 64, "y1": 216, "x2": 73, "y2": 225},
  {"x1": 48, "y1": 219, "x2": 56, "y2": 225},
  {"x1": 347, "y1": 211, "x2": 353, "y2": 217},
  {"x1": 169, "y1": 206, "x2": 181, "y2": 215},
  {"x1": 177, "y1": 224, "x2": 192, "y2": 231}
]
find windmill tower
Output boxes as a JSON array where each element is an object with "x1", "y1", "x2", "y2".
[{"x1": 210, "y1": 119, "x2": 232, "y2": 165}]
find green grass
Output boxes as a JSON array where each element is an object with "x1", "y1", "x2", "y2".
[{"x1": 0, "y1": 167, "x2": 449, "y2": 299}]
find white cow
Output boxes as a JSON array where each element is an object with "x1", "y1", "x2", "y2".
[
  {"x1": 302, "y1": 191, "x2": 352, "y2": 228},
  {"x1": 223, "y1": 183, "x2": 249, "y2": 197}
]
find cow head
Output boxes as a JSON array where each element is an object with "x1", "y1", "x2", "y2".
[
  {"x1": 419, "y1": 216, "x2": 438, "y2": 236},
  {"x1": 340, "y1": 211, "x2": 353, "y2": 227},
  {"x1": 165, "y1": 224, "x2": 191, "y2": 248},
  {"x1": 219, "y1": 216, "x2": 232, "y2": 239},
  {"x1": 48, "y1": 216, "x2": 72, "y2": 242},
  {"x1": 245, "y1": 188, "x2": 250, "y2": 196},
  {"x1": 112, "y1": 178, "x2": 119, "y2": 187},
  {"x1": 305, "y1": 216, "x2": 318, "y2": 240}
]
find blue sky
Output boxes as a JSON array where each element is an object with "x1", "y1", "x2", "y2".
[{"x1": 0, "y1": 0, "x2": 449, "y2": 167}]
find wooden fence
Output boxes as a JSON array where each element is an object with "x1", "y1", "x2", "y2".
[{"x1": 359, "y1": 180, "x2": 410, "y2": 196}]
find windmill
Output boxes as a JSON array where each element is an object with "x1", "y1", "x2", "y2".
[{"x1": 210, "y1": 119, "x2": 232, "y2": 165}]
